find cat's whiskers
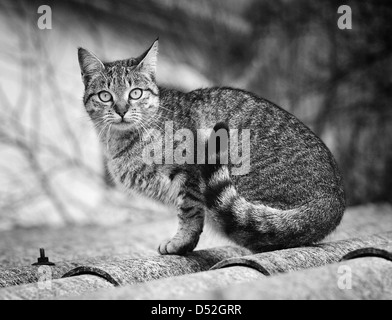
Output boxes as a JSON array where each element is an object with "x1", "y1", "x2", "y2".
[
  {"x1": 94, "y1": 120, "x2": 113, "y2": 136},
  {"x1": 137, "y1": 118, "x2": 157, "y2": 151},
  {"x1": 138, "y1": 119, "x2": 151, "y2": 142},
  {"x1": 97, "y1": 124, "x2": 107, "y2": 141},
  {"x1": 106, "y1": 124, "x2": 113, "y2": 152},
  {"x1": 132, "y1": 120, "x2": 147, "y2": 147},
  {"x1": 158, "y1": 105, "x2": 173, "y2": 113},
  {"x1": 125, "y1": 114, "x2": 141, "y2": 123},
  {"x1": 144, "y1": 117, "x2": 162, "y2": 135},
  {"x1": 147, "y1": 118, "x2": 165, "y2": 133},
  {"x1": 97, "y1": 120, "x2": 112, "y2": 141},
  {"x1": 156, "y1": 110, "x2": 172, "y2": 118},
  {"x1": 93, "y1": 117, "x2": 110, "y2": 128}
]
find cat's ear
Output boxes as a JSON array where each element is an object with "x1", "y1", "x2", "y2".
[
  {"x1": 134, "y1": 39, "x2": 159, "y2": 78},
  {"x1": 78, "y1": 47, "x2": 104, "y2": 86}
]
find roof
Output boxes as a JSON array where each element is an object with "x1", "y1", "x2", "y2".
[{"x1": 0, "y1": 203, "x2": 391, "y2": 300}]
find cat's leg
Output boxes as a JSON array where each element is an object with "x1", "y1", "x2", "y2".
[{"x1": 158, "y1": 180, "x2": 205, "y2": 255}]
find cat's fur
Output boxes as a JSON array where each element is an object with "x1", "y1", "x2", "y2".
[{"x1": 78, "y1": 40, "x2": 345, "y2": 255}]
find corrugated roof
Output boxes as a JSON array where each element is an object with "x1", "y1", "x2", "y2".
[
  {"x1": 0, "y1": 204, "x2": 391, "y2": 300},
  {"x1": 185, "y1": 243, "x2": 392, "y2": 300},
  {"x1": 64, "y1": 235, "x2": 392, "y2": 300}
]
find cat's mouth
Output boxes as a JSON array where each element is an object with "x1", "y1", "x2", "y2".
[{"x1": 111, "y1": 118, "x2": 135, "y2": 130}]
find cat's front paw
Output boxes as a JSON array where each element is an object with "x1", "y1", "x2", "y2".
[{"x1": 158, "y1": 236, "x2": 199, "y2": 255}]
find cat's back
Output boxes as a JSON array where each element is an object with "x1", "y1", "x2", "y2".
[{"x1": 184, "y1": 87, "x2": 344, "y2": 209}]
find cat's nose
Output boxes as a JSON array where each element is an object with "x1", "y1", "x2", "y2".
[{"x1": 113, "y1": 104, "x2": 129, "y2": 118}]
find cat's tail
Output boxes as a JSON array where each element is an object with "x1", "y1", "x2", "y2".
[
  {"x1": 202, "y1": 124, "x2": 344, "y2": 252},
  {"x1": 203, "y1": 165, "x2": 344, "y2": 252}
]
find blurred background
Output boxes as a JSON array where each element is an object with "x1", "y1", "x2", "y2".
[{"x1": 0, "y1": 0, "x2": 391, "y2": 230}]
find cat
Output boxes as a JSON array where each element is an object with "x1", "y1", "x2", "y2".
[{"x1": 77, "y1": 39, "x2": 345, "y2": 255}]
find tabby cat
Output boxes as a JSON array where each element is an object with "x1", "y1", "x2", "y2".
[{"x1": 78, "y1": 40, "x2": 345, "y2": 255}]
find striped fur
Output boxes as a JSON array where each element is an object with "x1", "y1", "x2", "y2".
[{"x1": 78, "y1": 40, "x2": 346, "y2": 255}]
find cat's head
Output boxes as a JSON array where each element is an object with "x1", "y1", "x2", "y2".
[{"x1": 78, "y1": 40, "x2": 159, "y2": 134}]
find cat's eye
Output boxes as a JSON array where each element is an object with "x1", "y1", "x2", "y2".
[
  {"x1": 98, "y1": 91, "x2": 112, "y2": 102},
  {"x1": 129, "y1": 88, "x2": 143, "y2": 100}
]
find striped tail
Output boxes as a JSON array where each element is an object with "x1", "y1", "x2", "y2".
[{"x1": 202, "y1": 124, "x2": 344, "y2": 252}]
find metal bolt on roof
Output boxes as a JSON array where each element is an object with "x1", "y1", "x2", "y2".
[{"x1": 31, "y1": 249, "x2": 55, "y2": 267}]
